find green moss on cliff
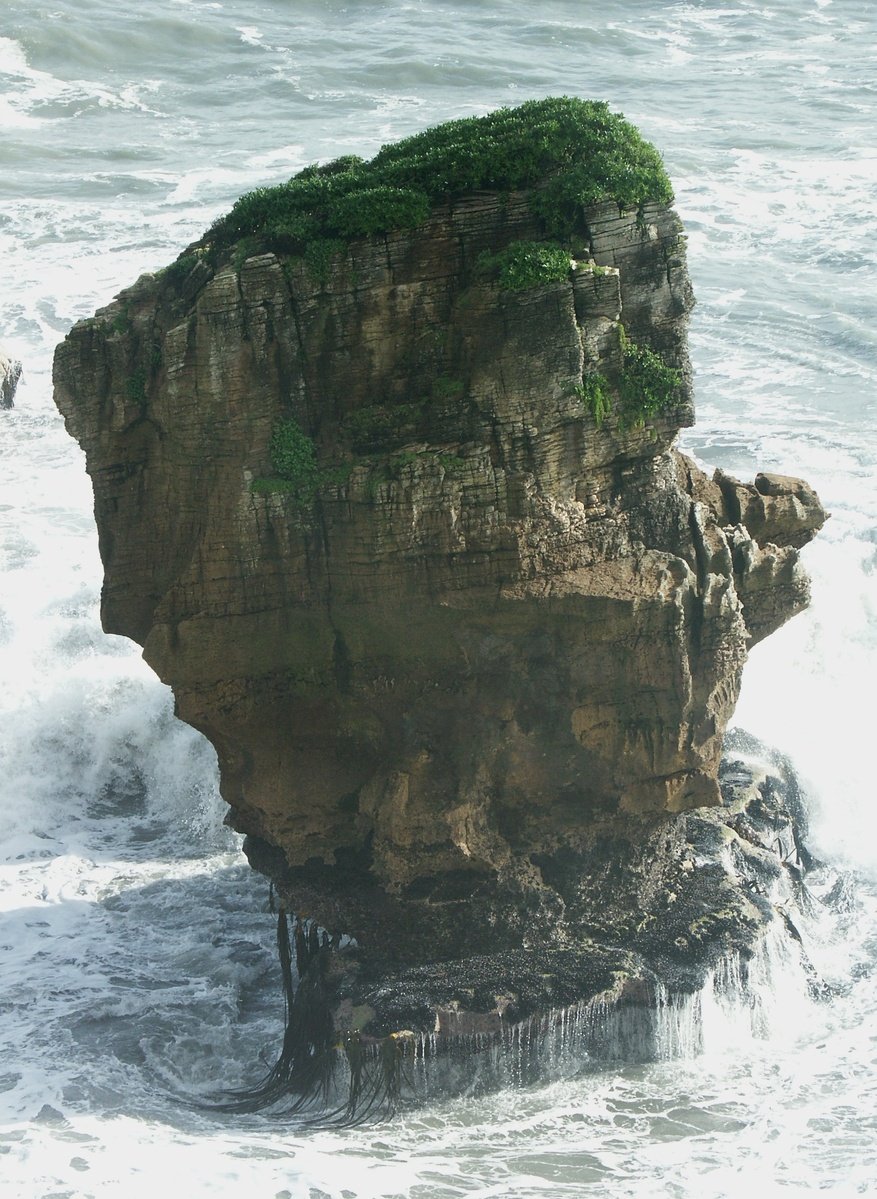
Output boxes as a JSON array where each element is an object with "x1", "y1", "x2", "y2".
[
  {"x1": 209, "y1": 97, "x2": 673, "y2": 254},
  {"x1": 575, "y1": 373, "x2": 612, "y2": 426}
]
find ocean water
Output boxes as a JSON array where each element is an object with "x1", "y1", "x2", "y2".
[{"x1": 2, "y1": 1, "x2": 876, "y2": 1195}]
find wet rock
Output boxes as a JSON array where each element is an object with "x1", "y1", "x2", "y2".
[
  {"x1": 0, "y1": 349, "x2": 22, "y2": 408},
  {"x1": 214, "y1": 747, "x2": 821, "y2": 1116},
  {"x1": 33, "y1": 1104, "x2": 68, "y2": 1126}
]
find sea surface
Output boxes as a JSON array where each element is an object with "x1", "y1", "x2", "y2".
[{"x1": 2, "y1": 1, "x2": 876, "y2": 1195}]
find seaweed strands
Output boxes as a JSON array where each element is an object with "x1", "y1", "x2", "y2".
[
  {"x1": 331, "y1": 1029, "x2": 415, "y2": 1126},
  {"x1": 212, "y1": 908, "x2": 415, "y2": 1126}
]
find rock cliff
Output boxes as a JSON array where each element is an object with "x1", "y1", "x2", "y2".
[{"x1": 54, "y1": 100, "x2": 826, "y2": 1105}]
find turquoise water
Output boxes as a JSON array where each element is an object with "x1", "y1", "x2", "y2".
[{"x1": 1, "y1": 1, "x2": 876, "y2": 1194}]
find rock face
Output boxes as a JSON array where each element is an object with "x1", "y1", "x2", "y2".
[
  {"x1": 54, "y1": 108, "x2": 827, "y2": 1095},
  {"x1": 1, "y1": 349, "x2": 22, "y2": 408}
]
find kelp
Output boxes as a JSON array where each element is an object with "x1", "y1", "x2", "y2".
[{"x1": 212, "y1": 907, "x2": 414, "y2": 1125}]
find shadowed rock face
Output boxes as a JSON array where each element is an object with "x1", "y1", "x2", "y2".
[{"x1": 54, "y1": 168, "x2": 826, "y2": 1045}]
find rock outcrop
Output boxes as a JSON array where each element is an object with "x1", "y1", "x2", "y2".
[
  {"x1": 1, "y1": 349, "x2": 22, "y2": 408},
  {"x1": 54, "y1": 101, "x2": 826, "y2": 1105}
]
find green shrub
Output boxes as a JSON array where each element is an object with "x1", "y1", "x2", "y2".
[
  {"x1": 478, "y1": 241, "x2": 572, "y2": 291},
  {"x1": 388, "y1": 451, "x2": 419, "y2": 475},
  {"x1": 298, "y1": 154, "x2": 365, "y2": 179},
  {"x1": 327, "y1": 186, "x2": 430, "y2": 237},
  {"x1": 250, "y1": 476, "x2": 299, "y2": 496},
  {"x1": 432, "y1": 376, "x2": 465, "y2": 400},
  {"x1": 319, "y1": 461, "x2": 354, "y2": 488},
  {"x1": 617, "y1": 328, "x2": 681, "y2": 426},
  {"x1": 267, "y1": 418, "x2": 320, "y2": 502},
  {"x1": 232, "y1": 235, "x2": 262, "y2": 271},
  {"x1": 125, "y1": 369, "x2": 147, "y2": 403},
  {"x1": 162, "y1": 253, "x2": 201, "y2": 289},
  {"x1": 436, "y1": 452, "x2": 466, "y2": 472},
  {"x1": 208, "y1": 97, "x2": 673, "y2": 255}
]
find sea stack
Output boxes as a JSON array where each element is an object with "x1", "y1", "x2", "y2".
[{"x1": 54, "y1": 99, "x2": 826, "y2": 1104}]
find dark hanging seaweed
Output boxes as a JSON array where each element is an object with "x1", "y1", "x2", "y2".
[{"x1": 210, "y1": 907, "x2": 414, "y2": 1126}]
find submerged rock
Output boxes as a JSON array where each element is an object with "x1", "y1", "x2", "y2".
[{"x1": 53, "y1": 99, "x2": 826, "y2": 1109}]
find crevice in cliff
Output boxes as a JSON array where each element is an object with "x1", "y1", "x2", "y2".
[
  {"x1": 332, "y1": 629, "x2": 353, "y2": 694},
  {"x1": 715, "y1": 469, "x2": 742, "y2": 526},
  {"x1": 276, "y1": 258, "x2": 317, "y2": 435},
  {"x1": 686, "y1": 502, "x2": 710, "y2": 663}
]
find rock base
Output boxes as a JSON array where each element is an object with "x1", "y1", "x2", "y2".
[{"x1": 225, "y1": 739, "x2": 819, "y2": 1120}]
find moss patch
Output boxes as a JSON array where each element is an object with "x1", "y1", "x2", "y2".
[{"x1": 251, "y1": 418, "x2": 320, "y2": 503}]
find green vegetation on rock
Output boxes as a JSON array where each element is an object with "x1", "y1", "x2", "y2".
[
  {"x1": 617, "y1": 328, "x2": 681, "y2": 426},
  {"x1": 161, "y1": 253, "x2": 201, "y2": 288},
  {"x1": 303, "y1": 237, "x2": 347, "y2": 284},
  {"x1": 111, "y1": 309, "x2": 132, "y2": 336},
  {"x1": 209, "y1": 97, "x2": 673, "y2": 255},
  {"x1": 575, "y1": 373, "x2": 612, "y2": 426},
  {"x1": 125, "y1": 369, "x2": 147, "y2": 403},
  {"x1": 252, "y1": 418, "x2": 321, "y2": 502},
  {"x1": 477, "y1": 241, "x2": 573, "y2": 291},
  {"x1": 574, "y1": 332, "x2": 680, "y2": 431}
]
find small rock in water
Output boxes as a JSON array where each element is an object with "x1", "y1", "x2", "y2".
[
  {"x1": 0, "y1": 349, "x2": 22, "y2": 409},
  {"x1": 33, "y1": 1103, "x2": 68, "y2": 1126},
  {"x1": 825, "y1": 871, "x2": 860, "y2": 914}
]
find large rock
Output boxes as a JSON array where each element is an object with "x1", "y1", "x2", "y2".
[{"x1": 53, "y1": 104, "x2": 827, "y2": 1104}]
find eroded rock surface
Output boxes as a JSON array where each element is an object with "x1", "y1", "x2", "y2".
[
  {"x1": 291, "y1": 736, "x2": 819, "y2": 1044},
  {"x1": 54, "y1": 160, "x2": 826, "y2": 1058}
]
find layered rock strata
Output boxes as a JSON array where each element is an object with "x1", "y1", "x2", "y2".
[{"x1": 54, "y1": 150, "x2": 826, "y2": 1076}]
